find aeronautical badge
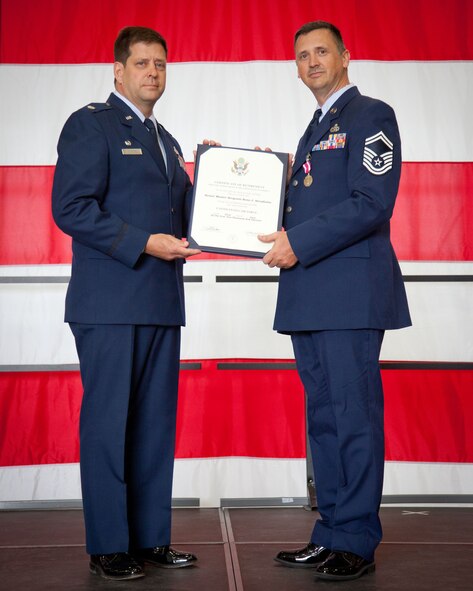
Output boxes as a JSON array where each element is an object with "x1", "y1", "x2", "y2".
[
  {"x1": 363, "y1": 131, "x2": 393, "y2": 175},
  {"x1": 231, "y1": 157, "x2": 249, "y2": 176}
]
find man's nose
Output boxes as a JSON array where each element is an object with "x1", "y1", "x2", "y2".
[{"x1": 308, "y1": 52, "x2": 320, "y2": 67}]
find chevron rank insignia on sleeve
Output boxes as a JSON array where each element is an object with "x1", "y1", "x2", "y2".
[{"x1": 362, "y1": 131, "x2": 393, "y2": 175}]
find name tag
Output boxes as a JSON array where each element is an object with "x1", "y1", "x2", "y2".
[{"x1": 121, "y1": 148, "x2": 143, "y2": 155}]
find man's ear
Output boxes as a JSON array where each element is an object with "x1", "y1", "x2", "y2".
[{"x1": 114, "y1": 61, "x2": 124, "y2": 85}]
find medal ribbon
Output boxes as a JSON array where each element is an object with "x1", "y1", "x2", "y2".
[{"x1": 303, "y1": 153, "x2": 311, "y2": 175}]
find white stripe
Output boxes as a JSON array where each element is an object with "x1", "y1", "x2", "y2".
[
  {"x1": 0, "y1": 463, "x2": 82, "y2": 503},
  {"x1": 384, "y1": 461, "x2": 473, "y2": 497},
  {"x1": 0, "y1": 459, "x2": 307, "y2": 507},
  {"x1": 363, "y1": 160, "x2": 393, "y2": 174},
  {"x1": 363, "y1": 148, "x2": 393, "y2": 161},
  {"x1": 365, "y1": 131, "x2": 393, "y2": 149},
  {"x1": 173, "y1": 457, "x2": 307, "y2": 507},
  {"x1": 1, "y1": 61, "x2": 472, "y2": 165},
  {"x1": 1, "y1": 460, "x2": 471, "y2": 506},
  {"x1": 1, "y1": 261, "x2": 472, "y2": 364},
  {"x1": 364, "y1": 147, "x2": 378, "y2": 158}
]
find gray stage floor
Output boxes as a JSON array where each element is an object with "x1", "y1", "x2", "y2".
[{"x1": 0, "y1": 506, "x2": 472, "y2": 590}]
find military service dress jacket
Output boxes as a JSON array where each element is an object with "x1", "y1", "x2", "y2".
[
  {"x1": 275, "y1": 86, "x2": 411, "y2": 332},
  {"x1": 52, "y1": 93, "x2": 192, "y2": 326}
]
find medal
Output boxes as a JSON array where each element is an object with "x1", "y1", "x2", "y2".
[{"x1": 302, "y1": 153, "x2": 313, "y2": 187}]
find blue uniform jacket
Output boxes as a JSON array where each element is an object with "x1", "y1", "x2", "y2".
[
  {"x1": 52, "y1": 93, "x2": 192, "y2": 325},
  {"x1": 275, "y1": 86, "x2": 411, "y2": 332}
]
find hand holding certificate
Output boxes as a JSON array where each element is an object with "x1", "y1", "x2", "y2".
[{"x1": 188, "y1": 145, "x2": 288, "y2": 257}]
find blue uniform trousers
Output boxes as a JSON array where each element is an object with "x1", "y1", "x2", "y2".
[
  {"x1": 70, "y1": 323, "x2": 180, "y2": 555},
  {"x1": 291, "y1": 329, "x2": 385, "y2": 561}
]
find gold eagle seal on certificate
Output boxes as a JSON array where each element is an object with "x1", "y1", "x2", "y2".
[{"x1": 231, "y1": 157, "x2": 249, "y2": 176}]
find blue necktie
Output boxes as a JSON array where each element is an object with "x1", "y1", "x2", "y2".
[
  {"x1": 300, "y1": 108, "x2": 323, "y2": 154},
  {"x1": 143, "y1": 118, "x2": 166, "y2": 172}
]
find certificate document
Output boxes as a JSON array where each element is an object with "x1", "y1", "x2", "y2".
[{"x1": 188, "y1": 145, "x2": 288, "y2": 257}]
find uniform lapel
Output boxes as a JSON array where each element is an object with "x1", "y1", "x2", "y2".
[
  {"x1": 293, "y1": 116, "x2": 331, "y2": 173},
  {"x1": 158, "y1": 125, "x2": 176, "y2": 181},
  {"x1": 107, "y1": 93, "x2": 168, "y2": 176},
  {"x1": 292, "y1": 86, "x2": 360, "y2": 175},
  {"x1": 132, "y1": 119, "x2": 167, "y2": 173}
]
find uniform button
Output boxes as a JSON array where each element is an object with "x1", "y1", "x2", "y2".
[
  {"x1": 286, "y1": 205, "x2": 292, "y2": 213},
  {"x1": 171, "y1": 208, "x2": 175, "y2": 214},
  {"x1": 292, "y1": 179, "x2": 298, "y2": 187}
]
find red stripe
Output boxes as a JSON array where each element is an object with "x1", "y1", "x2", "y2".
[
  {"x1": 0, "y1": 371, "x2": 82, "y2": 467},
  {"x1": 383, "y1": 368, "x2": 473, "y2": 463},
  {"x1": 392, "y1": 162, "x2": 473, "y2": 261},
  {"x1": 0, "y1": 166, "x2": 71, "y2": 265},
  {"x1": 1, "y1": 0, "x2": 471, "y2": 63},
  {"x1": 0, "y1": 366, "x2": 306, "y2": 466},
  {"x1": 176, "y1": 360, "x2": 306, "y2": 458},
  {"x1": 1, "y1": 163, "x2": 472, "y2": 264},
  {"x1": 0, "y1": 364, "x2": 472, "y2": 467}
]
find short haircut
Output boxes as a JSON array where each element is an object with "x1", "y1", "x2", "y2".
[
  {"x1": 294, "y1": 21, "x2": 346, "y2": 54},
  {"x1": 114, "y1": 26, "x2": 168, "y2": 64}
]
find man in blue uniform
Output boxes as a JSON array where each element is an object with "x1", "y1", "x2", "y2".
[
  {"x1": 52, "y1": 26, "x2": 200, "y2": 581},
  {"x1": 259, "y1": 21, "x2": 411, "y2": 581}
]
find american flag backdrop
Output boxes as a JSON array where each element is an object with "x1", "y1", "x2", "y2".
[{"x1": 0, "y1": 0, "x2": 472, "y2": 506}]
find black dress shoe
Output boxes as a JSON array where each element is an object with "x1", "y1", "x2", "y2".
[
  {"x1": 274, "y1": 543, "x2": 331, "y2": 568},
  {"x1": 134, "y1": 545, "x2": 197, "y2": 568},
  {"x1": 314, "y1": 551, "x2": 375, "y2": 580},
  {"x1": 89, "y1": 552, "x2": 145, "y2": 580}
]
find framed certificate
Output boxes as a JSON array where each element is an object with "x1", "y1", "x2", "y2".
[{"x1": 188, "y1": 145, "x2": 288, "y2": 258}]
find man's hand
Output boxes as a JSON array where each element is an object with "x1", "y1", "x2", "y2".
[
  {"x1": 144, "y1": 234, "x2": 201, "y2": 260},
  {"x1": 202, "y1": 139, "x2": 221, "y2": 147},
  {"x1": 194, "y1": 139, "x2": 222, "y2": 160},
  {"x1": 258, "y1": 231, "x2": 298, "y2": 269}
]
